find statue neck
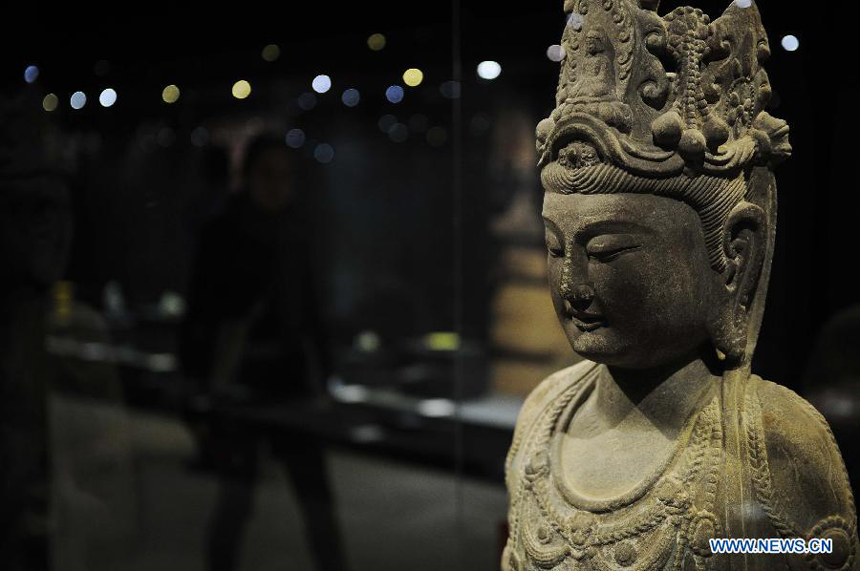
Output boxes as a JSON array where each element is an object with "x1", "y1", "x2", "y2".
[{"x1": 596, "y1": 353, "x2": 718, "y2": 436}]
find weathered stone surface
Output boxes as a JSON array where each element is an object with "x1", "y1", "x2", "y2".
[{"x1": 503, "y1": 1, "x2": 859, "y2": 569}]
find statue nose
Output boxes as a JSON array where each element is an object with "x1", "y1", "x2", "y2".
[{"x1": 566, "y1": 283, "x2": 596, "y2": 312}]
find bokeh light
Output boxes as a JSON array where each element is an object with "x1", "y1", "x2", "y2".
[
  {"x1": 262, "y1": 44, "x2": 281, "y2": 61},
  {"x1": 781, "y1": 35, "x2": 799, "y2": 52},
  {"x1": 232, "y1": 80, "x2": 252, "y2": 99},
  {"x1": 42, "y1": 93, "x2": 59, "y2": 112},
  {"x1": 547, "y1": 45, "x2": 566, "y2": 62},
  {"x1": 314, "y1": 143, "x2": 335, "y2": 164},
  {"x1": 286, "y1": 128, "x2": 306, "y2": 148},
  {"x1": 356, "y1": 331, "x2": 381, "y2": 353},
  {"x1": 99, "y1": 88, "x2": 117, "y2": 107},
  {"x1": 70, "y1": 91, "x2": 87, "y2": 110},
  {"x1": 342, "y1": 88, "x2": 360, "y2": 107},
  {"x1": 403, "y1": 68, "x2": 424, "y2": 87},
  {"x1": 734, "y1": 0, "x2": 752, "y2": 7},
  {"x1": 385, "y1": 85, "x2": 404, "y2": 103},
  {"x1": 477, "y1": 61, "x2": 502, "y2": 80},
  {"x1": 417, "y1": 398, "x2": 456, "y2": 418},
  {"x1": 24, "y1": 65, "x2": 39, "y2": 84},
  {"x1": 312, "y1": 74, "x2": 332, "y2": 94},
  {"x1": 162, "y1": 85, "x2": 180, "y2": 104},
  {"x1": 367, "y1": 33, "x2": 386, "y2": 51}
]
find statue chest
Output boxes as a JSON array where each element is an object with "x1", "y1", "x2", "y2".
[{"x1": 503, "y1": 381, "x2": 726, "y2": 571}]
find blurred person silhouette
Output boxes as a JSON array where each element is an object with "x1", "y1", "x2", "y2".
[{"x1": 181, "y1": 133, "x2": 347, "y2": 571}]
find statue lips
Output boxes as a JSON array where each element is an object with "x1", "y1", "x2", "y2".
[{"x1": 569, "y1": 311, "x2": 605, "y2": 332}]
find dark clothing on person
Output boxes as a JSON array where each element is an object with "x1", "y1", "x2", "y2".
[
  {"x1": 205, "y1": 436, "x2": 345, "y2": 571},
  {"x1": 182, "y1": 190, "x2": 327, "y2": 400}
]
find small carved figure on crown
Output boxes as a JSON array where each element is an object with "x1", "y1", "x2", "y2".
[{"x1": 568, "y1": 28, "x2": 616, "y2": 101}]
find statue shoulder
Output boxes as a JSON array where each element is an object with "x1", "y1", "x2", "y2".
[
  {"x1": 515, "y1": 360, "x2": 599, "y2": 436},
  {"x1": 505, "y1": 360, "x2": 599, "y2": 485},
  {"x1": 745, "y1": 377, "x2": 858, "y2": 568}
]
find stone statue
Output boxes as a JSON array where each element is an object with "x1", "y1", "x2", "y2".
[
  {"x1": 503, "y1": 1, "x2": 859, "y2": 570},
  {"x1": 568, "y1": 28, "x2": 616, "y2": 100}
]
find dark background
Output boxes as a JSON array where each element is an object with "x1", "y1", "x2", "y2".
[{"x1": 6, "y1": 0, "x2": 853, "y2": 387}]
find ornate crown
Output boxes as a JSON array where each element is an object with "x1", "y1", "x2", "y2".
[{"x1": 537, "y1": 0, "x2": 791, "y2": 177}]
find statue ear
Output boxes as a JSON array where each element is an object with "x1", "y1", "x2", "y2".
[
  {"x1": 709, "y1": 201, "x2": 767, "y2": 365},
  {"x1": 722, "y1": 202, "x2": 767, "y2": 322}
]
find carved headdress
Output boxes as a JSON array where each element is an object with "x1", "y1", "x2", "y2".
[{"x1": 538, "y1": 0, "x2": 791, "y2": 274}]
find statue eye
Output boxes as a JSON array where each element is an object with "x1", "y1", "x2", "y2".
[
  {"x1": 545, "y1": 235, "x2": 564, "y2": 258},
  {"x1": 586, "y1": 236, "x2": 642, "y2": 261}
]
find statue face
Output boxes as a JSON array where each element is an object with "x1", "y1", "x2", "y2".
[
  {"x1": 543, "y1": 192, "x2": 719, "y2": 369},
  {"x1": 585, "y1": 31, "x2": 603, "y2": 54}
]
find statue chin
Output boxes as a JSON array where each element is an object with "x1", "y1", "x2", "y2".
[
  {"x1": 563, "y1": 323, "x2": 711, "y2": 371},
  {"x1": 559, "y1": 310, "x2": 725, "y2": 373},
  {"x1": 568, "y1": 337, "x2": 656, "y2": 370}
]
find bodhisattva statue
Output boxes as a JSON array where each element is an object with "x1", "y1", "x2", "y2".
[{"x1": 502, "y1": 1, "x2": 859, "y2": 570}]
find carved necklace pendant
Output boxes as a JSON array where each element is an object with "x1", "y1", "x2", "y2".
[{"x1": 504, "y1": 365, "x2": 723, "y2": 571}]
